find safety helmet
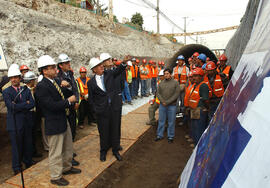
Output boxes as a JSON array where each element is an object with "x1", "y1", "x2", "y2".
[
  {"x1": 115, "y1": 60, "x2": 122, "y2": 66},
  {"x1": 161, "y1": 61, "x2": 165, "y2": 66},
  {"x1": 158, "y1": 69, "x2": 164, "y2": 76},
  {"x1": 205, "y1": 61, "x2": 216, "y2": 71},
  {"x1": 142, "y1": 59, "x2": 147, "y2": 64},
  {"x1": 193, "y1": 52, "x2": 199, "y2": 57},
  {"x1": 20, "y1": 65, "x2": 29, "y2": 71},
  {"x1": 219, "y1": 54, "x2": 227, "y2": 61},
  {"x1": 131, "y1": 57, "x2": 136, "y2": 62},
  {"x1": 188, "y1": 58, "x2": 192, "y2": 62},
  {"x1": 58, "y1": 53, "x2": 72, "y2": 64},
  {"x1": 89, "y1": 57, "x2": 102, "y2": 70},
  {"x1": 37, "y1": 55, "x2": 56, "y2": 68},
  {"x1": 100, "y1": 53, "x2": 112, "y2": 63},
  {"x1": 8, "y1": 64, "x2": 21, "y2": 78},
  {"x1": 198, "y1": 53, "x2": 207, "y2": 62},
  {"x1": 177, "y1": 55, "x2": 185, "y2": 60},
  {"x1": 149, "y1": 60, "x2": 153, "y2": 64},
  {"x1": 112, "y1": 57, "x2": 117, "y2": 61},
  {"x1": 158, "y1": 61, "x2": 162, "y2": 65},
  {"x1": 136, "y1": 59, "x2": 140, "y2": 63},
  {"x1": 127, "y1": 61, "x2": 132, "y2": 66},
  {"x1": 206, "y1": 57, "x2": 210, "y2": 61},
  {"x1": 192, "y1": 68, "x2": 204, "y2": 76},
  {"x1": 217, "y1": 61, "x2": 220, "y2": 65},
  {"x1": 23, "y1": 71, "x2": 37, "y2": 83},
  {"x1": 79, "y1": 67, "x2": 87, "y2": 73}
]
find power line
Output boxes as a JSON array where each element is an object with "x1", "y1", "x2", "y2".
[{"x1": 122, "y1": 0, "x2": 152, "y2": 9}]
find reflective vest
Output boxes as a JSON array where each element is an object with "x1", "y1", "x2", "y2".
[
  {"x1": 155, "y1": 80, "x2": 161, "y2": 104},
  {"x1": 152, "y1": 67, "x2": 158, "y2": 78},
  {"x1": 131, "y1": 65, "x2": 138, "y2": 78},
  {"x1": 126, "y1": 69, "x2": 133, "y2": 83},
  {"x1": 217, "y1": 65, "x2": 231, "y2": 78},
  {"x1": 184, "y1": 82, "x2": 195, "y2": 107},
  {"x1": 188, "y1": 81, "x2": 206, "y2": 109},
  {"x1": 204, "y1": 74, "x2": 224, "y2": 98},
  {"x1": 140, "y1": 65, "x2": 149, "y2": 80},
  {"x1": 76, "y1": 77, "x2": 90, "y2": 100},
  {"x1": 147, "y1": 65, "x2": 152, "y2": 79},
  {"x1": 174, "y1": 65, "x2": 188, "y2": 84}
]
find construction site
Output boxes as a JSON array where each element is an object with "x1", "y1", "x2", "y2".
[{"x1": 0, "y1": 0, "x2": 269, "y2": 187}]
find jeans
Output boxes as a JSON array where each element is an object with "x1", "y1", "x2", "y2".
[
  {"x1": 122, "y1": 81, "x2": 131, "y2": 102},
  {"x1": 141, "y1": 79, "x2": 147, "y2": 96},
  {"x1": 81, "y1": 1, "x2": 86, "y2": 8},
  {"x1": 132, "y1": 78, "x2": 137, "y2": 97},
  {"x1": 191, "y1": 109, "x2": 208, "y2": 144},
  {"x1": 157, "y1": 104, "x2": 176, "y2": 139},
  {"x1": 146, "y1": 78, "x2": 151, "y2": 94},
  {"x1": 151, "y1": 77, "x2": 157, "y2": 94}
]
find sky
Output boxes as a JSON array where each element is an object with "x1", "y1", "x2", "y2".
[{"x1": 99, "y1": 0, "x2": 249, "y2": 49}]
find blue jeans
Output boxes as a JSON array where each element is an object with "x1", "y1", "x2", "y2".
[
  {"x1": 191, "y1": 109, "x2": 208, "y2": 144},
  {"x1": 157, "y1": 104, "x2": 176, "y2": 139},
  {"x1": 141, "y1": 79, "x2": 147, "y2": 96},
  {"x1": 81, "y1": 1, "x2": 86, "y2": 8},
  {"x1": 151, "y1": 77, "x2": 157, "y2": 94},
  {"x1": 146, "y1": 79, "x2": 151, "y2": 94},
  {"x1": 122, "y1": 81, "x2": 131, "y2": 102},
  {"x1": 132, "y1": 78, "x2": 137, "y2": 97}
]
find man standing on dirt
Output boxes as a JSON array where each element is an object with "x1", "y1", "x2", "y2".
[
  {"x1": 35, "y1": 55, "x2": 81, "y2": 186},
  {"x1": 155, "y1": 68, "x2": 180, "y2": 143}
]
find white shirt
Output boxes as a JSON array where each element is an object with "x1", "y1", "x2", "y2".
[{"x1": 95, "y1": 74, "x2": 106, "y2": 92}]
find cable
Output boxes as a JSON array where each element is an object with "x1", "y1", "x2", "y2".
[{"x1": 123, "y1": 0, "x2": 152, "y2": 9}]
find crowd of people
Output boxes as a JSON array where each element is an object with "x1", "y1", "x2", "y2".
[
  {"x1": 147, "y1": 52, "x2": 232, "y2": 147},
  {"x1": 0, "y1": 50, "x2": 232, "y2": 186}
]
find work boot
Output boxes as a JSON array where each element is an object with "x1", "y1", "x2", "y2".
[
  {"x1": 51, "y1": 177, "x2": 69, "y2": 186},
  {"x1": 113, "y1": 152, "x2": 122, "y2": 161},
  {"x1": 63, "y1": 167, "x2": 82, "y2": 175},
  {"x1": 72, "y1": 158, "x2": 80, "y2": 166}
]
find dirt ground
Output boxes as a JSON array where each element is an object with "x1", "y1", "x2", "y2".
[{"x1": 87, "y1": 121, "x2": 192, "y2": 188}]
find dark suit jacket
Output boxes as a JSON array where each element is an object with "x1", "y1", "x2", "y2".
[
  {"x1": 2, "y1": 85, "x2": 35, "y2": 131},
  {"x1": 88, "y1": 64, "x2": 126, "y2": 114},
  {"x1": 35, "y1": 77, "x2": 70, "y2": 135}
]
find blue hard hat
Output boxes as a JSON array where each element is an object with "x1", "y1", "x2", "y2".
[
  {"x1": 198, "y1": 53, "x2": 207, "y2": 62},
  {"x1": 202, "y1": 63, "x2": 207, "y2": 70},
  {"x1": 177, "y1": 55, "x2": 185, "y2": 60}
]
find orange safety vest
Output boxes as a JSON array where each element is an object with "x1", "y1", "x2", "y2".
[
  {"x1": 217, "y1": 66, "x2": 231, "y2": 78},
  {"x1": 188, "y1": 81, "x2": 206, "y2": 109},
  {"x1": 140, "y1": 65, "x2": 149, "y2": 80},
  {"x1": 204, "y1": 74, "x2": 224, "y2": 98},
  {"x1": 147, "y1": 65, "x2": 152, "y2": 79},
  {"x1": 184, "y1": 82, "x2": 195, "y2": 107},
  {"x1": 131, "y1": 65, "x2": 138, "y2": 78},
  {"x1": 174, "y1": 65, "x2": 188, "y2": 84},
  {"x1": 77, "y1": 77, "x2": 90, "y2": 100},
  {"x1": 151, "y1": 67, "x2": 158, "y2": 78}
]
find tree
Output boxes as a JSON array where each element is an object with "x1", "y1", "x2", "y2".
[
  {"x1": 131, "y1": 12, "x2": 144, "y2": 30},
  {"x1": 113, "y1": 15, "x2": 119, "y2": 23}
]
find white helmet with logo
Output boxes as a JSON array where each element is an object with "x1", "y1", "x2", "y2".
[
  {"x1": 58, "y1": 53, "x2": 72, "y2": 64},
  {"x1": 8, "y1": 64, "x2": 21, "y2": 77},
  {"x1": 100, "y1": 53, "x2": 112, "y2": 63},
  {"x1": 37, "y1": 55, "x2": 56, "y2": 68},
  {"x1": 23, "y1": 71, "x2": 37, "y2": 83},
  {"x1": 89, "y1": 58, "x2": 102, "y2": 70}
]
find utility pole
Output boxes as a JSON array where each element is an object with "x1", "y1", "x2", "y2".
[
  {"x1": 109, "y1": 0, "x2": 113, "y2": 22},
  {"x1": 157, "y1": 0, "x2": 160, "y2": 34},
  {"x1": 97, "y1": 0, "x2": 100, "y2": 15},
  {"x1": 183, "y1": 17, "x2": 188, "y2": 45}
]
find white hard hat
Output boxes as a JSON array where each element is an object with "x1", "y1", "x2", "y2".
[
  {"x1": 100, "y1": 53, "x2": 112, "y2": 62},
  {"x1": 23, "y1": 71, "x2": 37, "y2": 83},
  {"x1": 127, "y1": 61, "x2": 132, "y2": 66},
  {"x1": 89, "y1": 57, "x2": 102, "y2": 70},
  {"x1": 37, "y1": 55, "x2": 56, "y2": 68},
  {"x1": 158, "y1": 69, "x2": 164, "y2": 76},
  {"x1": 58, "y1": 53, "x2": 72, "y2": 64},
  {"x1": 8, "y1": 64, "x2": 21, "y2": 77}
]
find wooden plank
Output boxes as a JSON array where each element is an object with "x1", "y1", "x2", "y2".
[{"x1": 1, "y1": 104, "x2": 151, "y2": 187}]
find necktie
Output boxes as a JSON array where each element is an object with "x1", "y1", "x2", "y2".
[
  {"x1": 53, "y1": 81, "x2": 69, "y2": 116},
  {"x1": 17, "y1": 87, "x2": 22, "y2": 99}
]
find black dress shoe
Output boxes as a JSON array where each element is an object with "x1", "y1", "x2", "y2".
[
  {"x1": 63, "y1": 167, "x2": 82, "y2": 175},
  {"x1": 72, "y1": 158, "x2": 80, "y2": 166},
  {"x1": 100, "y1": 153, "x2": 106, "y2": 162},
  {"x1": 118, "y1": 145, "x2": 123, "y2": 151},
  {"x1": 73, "y1": 153, "x2": 77, "y2": 158},
  {"x1": 113, "y1": 152, "x2": 122, "y2": 161},
  {"x1": 51, "y1": 177, "x2": 69, "y2": 186},
  {"x1": 155, "y1": 137, "x2": 163, "y2": 142},
  {"x1": 168, "y1": 139, "x2": 174, "y2": 143}
]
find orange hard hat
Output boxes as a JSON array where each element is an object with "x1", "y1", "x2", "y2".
[
  {"x1": 79, "y1": 67, "x2": 87, "y2": 73},
  {"x1": 193, "y1": 52, "x2": 199, "y2": 57},
  {"x1": 192, "y1": 68, "x2": 204, "y2": 76},
  {"x1": 205, "y1": 61, "x2": 217, "y2": 71},
  {"x1": 136, "y1": 59, "x2": 140, "y2": 63},
  {"x1": 20, "y1": 65, "x2": 29, "y2": 71},
  {"x1": 149, "y1": 60, "x2": 153, "y2": 64},
  {"x1": 188, "y1": 58, "x2": 192, "y2": 61},
  {"x1": 206, "y1": 57, "x2": 210, "y2": 61},
  {"x1": 217, "y1": 61, "x2": 220, "y2": 65},
  {"x1": 161, "y1": 61, "x2": 165, "y2": 65},
  {"x1": 115, "y1": 60, "x2": 122, "y2": 66},
  {"x1": 142, "y1": 59, "x2": 147, "y2": 63},
  {"x1": 219, "y1": 54, "x2": 227, "y2": 61},
  {"x1": 158, "y1": 61, "x2": 162, "y2": 65}
]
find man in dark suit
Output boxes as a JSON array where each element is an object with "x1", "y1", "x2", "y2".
[
  {"x1": 2, "y1": 64, "x2": 35, "y2": 175},
  {"x1": 88, "y1": 56, "x2": 128, "y2": 162},
  {"x1": 35, "y1": 55, "x2": 81, "y2": 186}
]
